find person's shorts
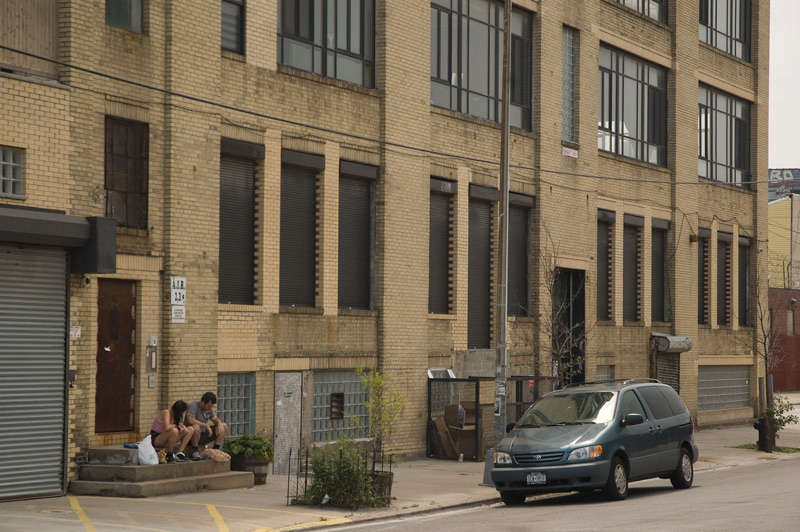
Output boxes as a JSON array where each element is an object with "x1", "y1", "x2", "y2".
[
  {"x1": 150, "y1": 430, "x2": 162, "y2": 442},
  {"x1": 198, "y1": 425, "x2": 217, "y2": 445}
]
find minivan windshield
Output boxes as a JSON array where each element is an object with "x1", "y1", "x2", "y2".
[{"x1": 516, "y1": 391, "x2": 617, "y2": 426}]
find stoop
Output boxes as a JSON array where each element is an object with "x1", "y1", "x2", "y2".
[{"x1": 69, "y1": 446, "x2": 254, "y2": 497}]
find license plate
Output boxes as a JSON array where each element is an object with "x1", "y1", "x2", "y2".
[{"x1": 526, "y1": 472, "x2": 546, "y2": 485}]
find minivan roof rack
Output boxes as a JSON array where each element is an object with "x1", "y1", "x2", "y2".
[{"x1": 564, "y1": 378, "x2": 661, "y2": 388}]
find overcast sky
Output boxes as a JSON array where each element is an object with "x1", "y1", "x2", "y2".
[{"x1": 769, "y1": 0, "x2": 800, "y2": 169}]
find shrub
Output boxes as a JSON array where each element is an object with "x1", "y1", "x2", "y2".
[
  {"x1": 222, "y1": 434, "x2": 274, "y2": 462},
  {"x1": 300, "y1": 438, "x2": 376, "y2": 509},
  {"x1": 767, "y1": 395, "x2": 799, "y2": 440}
]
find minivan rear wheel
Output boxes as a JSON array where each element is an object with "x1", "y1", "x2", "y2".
[
  {"x1": 670, "y1": 447, "x2": 693, "y2": 489},
  {"x1": 500, "y1": 491, "x2": 527, "y2": 506},
  {"x1": 603, "y1": 457, "x2": 628, "y2": 501}
]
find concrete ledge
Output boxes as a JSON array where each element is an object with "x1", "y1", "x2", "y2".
[
  {"x1": 69, "y1": 471, "x2": 254, "y2": 498},
  {"x1": 79, "y1": 460, "x2": 230, "y2": 482}
]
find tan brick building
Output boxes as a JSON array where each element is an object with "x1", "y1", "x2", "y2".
[{"x1": 0, "y1": 0, "x2": 768, "y2": 498}]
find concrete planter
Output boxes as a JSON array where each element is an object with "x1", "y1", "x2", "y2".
[{"x1": 230, "y1": 456, "x2": 270, "y2": 485}]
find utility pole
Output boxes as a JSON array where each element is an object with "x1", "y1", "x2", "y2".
[{"x1": 494, "y1": 0, "x2": 512, "y2": 448}]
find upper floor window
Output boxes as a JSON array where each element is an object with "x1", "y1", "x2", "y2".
[
  {"x1": 598, "y1": 45, "x2": 667, "y2": 166},
  {"x1": 430, "y1": 0, "x2": 532, "y2": 131},
  {"x1": 738, "y1": 238, "x2": 750, "y2": 326},
  {"x1": 0, "y1": 146, "x2": 23, "y2": 197},
  {"x1": 339, "y1": 162, "x2": 377, "y2": 310},
  {"x1": 106, "y1": 0, "x2": 142, "y2": 33},
  {"x1": 279, "y1": 0, "x2": 375, "y2": 88},
  {"x1": 700, "y1": 0, "x2": 750, "y2": 61},
  {"x1": 652, "y1": 221, "x2": 670, "y2": 323},
  {"x1": 698, "y1": 85, "x2": 750, "y2": 187},
  {"x1": 222, "y1": 0, "x2": 245, "y2": 54},
  {"x1": 429, "y1": 178, "x2": 456, "y2": 314},
  {"x1": 612, "y1": 0, "x2": 667, "y2": 24},
  {"x1": 105, "y1": 117, "x2": 148, "y2": 229},
  {"x1": 562, "y1": 26, "x2": 579, "y2": 144}
]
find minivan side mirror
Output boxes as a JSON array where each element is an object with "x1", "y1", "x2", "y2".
[
  {"x1": 621, "y1": 413, "x2": 644, "y2": 427},
  {"x1": 506, "y1": 422, "x2": 516, "y2": 433}
]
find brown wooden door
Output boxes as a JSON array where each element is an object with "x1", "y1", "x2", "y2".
[{"x1": 96, "y1": 279, "x2": 135, "y2": 433}]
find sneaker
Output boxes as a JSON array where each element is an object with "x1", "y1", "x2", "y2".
[
  {"x1": 191, "y1": 450, "x2": 202, "y2": 461},
  {"x1": 175, "y1": 452, "x2": 189, "y2": 462},
  {"x1": 165, "y1": 452, "x2": 175, "y2": 463}
]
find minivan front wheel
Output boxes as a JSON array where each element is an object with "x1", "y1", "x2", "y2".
[
  {"x1": 500, "y1": 490, "x2": 527, "y2": 506},
  {"x1": 603, "y1": 457, "x2": 628, "y2": 500},
  {"x1": 670, "y1": 447, "x2": 693, "y2": 489}
]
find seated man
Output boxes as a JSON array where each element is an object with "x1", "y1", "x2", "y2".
[{"x1": 186, "y1": 392, "x2": 229, "y2": 461}]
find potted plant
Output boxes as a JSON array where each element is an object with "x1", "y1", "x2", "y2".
[{"x1": 222, "y1": 434, "x2": 274, "y2": 485}]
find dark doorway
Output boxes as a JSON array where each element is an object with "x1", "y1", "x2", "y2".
[
  {"x1": 553, "y1": 269, "x2": 586, "y2": 386},
  {"x1": 96, "y1": 279, "x2": 136, "y2": 433}
]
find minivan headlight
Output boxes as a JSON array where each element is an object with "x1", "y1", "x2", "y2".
[
  {"x1": 494, "y1": 451, "x2": 513, "y2": 465},
  {"x1": 567, "y1": 445, "x2": 603, "y2": 461}
]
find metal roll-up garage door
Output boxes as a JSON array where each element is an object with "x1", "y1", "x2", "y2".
[
  {"x1": 468, "y1": 200, "x2": 491, "y2": 349},
  {"x1": 0, "y1": 245, "x2": 68, "y2": 500}
]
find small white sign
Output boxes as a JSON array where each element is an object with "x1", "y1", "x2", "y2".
[
  {"x1": 171, "y1": 277, "x2": 187, "y2": 305},
  {"x1": 70, "y1": 326, "x2": 81, "y2": 338},
  {"x1": 562, "y1": 146, "x2": 579, "y2": 159},
  {"x1": 171, "y1": 305, "x2": 186, "y2": 324}
]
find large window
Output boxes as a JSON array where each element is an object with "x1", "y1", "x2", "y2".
[
  {"x1": 106, "y1": 0, "x2": 142, "y2": 33},
  {"x1": 562, "y1": 26, "x2": 578, "y2": 144},
  {"x1": 612, "y1": 0, "x2": 667, "y2": 23},
  {"x1": 509, "y1": 197, "x2": 533, "y2": 317},
  {"x1": 0, "y1": 146, "x2": 23, "y2": 197},
  {"x1": 219, "y1": 139, "x2": 261, "y2": 305},
  {"x1": 468, "y1": 187, "x2": 495, "y2": 349},
  {"x1": 429, "y1": 178, "x2": 456, "y2": 314},
  {"x1": 280, "y1": 151, "x2": 324, "y2": 307},
  {"x1": 222, "y1": 0, "x2": 245, "y2": 54},
  {"x1": 338, "y1": 162, "x2": 377, "y2": 310},
  {"x1": 598, "y1": 45, "x2": 667, "y2": 166},
  {"x1": 430, "y1": 0, "x2": 532, "y2": 131},
  {"x1": 652, "y1": 221, "x2": 669, "y2": 322},
  {"x1": 717, "y1": 234, "x2": 731, "y2": 326},
  {"x1": 698, "y1": 232, "x2": 709, "y2": 324},
  {"x1": 105, "y1": 117, "x2": 148, "y2": 229},
  {"x1": 279, "y1": 0, "x2": 375, "y2": 88},
  {"x1": 700, "y1": 0, "x2": 750, "y2": 60},
  {"x1": 623, "y1": 216, "x2": 642, "y2": 322},
  {"x1": 698, "y1": 85, "x2": 750, "y2": 187}
]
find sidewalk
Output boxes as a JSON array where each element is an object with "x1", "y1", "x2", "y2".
[{"x1": 2, "y1": 395, "x2": 799, "y2": 532}]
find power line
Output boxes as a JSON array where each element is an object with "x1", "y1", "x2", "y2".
[{"x1": 0, "y1": 43, "x2": 775, "y2": 187}]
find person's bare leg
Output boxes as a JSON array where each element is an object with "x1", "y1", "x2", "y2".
[
  {"x1": 215, "y1": 422, "x2": 228, "y2": 446},
  {"x1": 177, "y1": 426, "x2": 194, "y2": 453}
]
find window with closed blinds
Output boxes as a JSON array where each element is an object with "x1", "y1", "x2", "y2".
[
  {"x1": 280, "y1": 165, "x2": 317, "y2": 307},
  {"x1": 469, "y1": 200, "x2": 492, "y2": 349},
  {"x1": 219, "y1": 155, "x2": 255, "y2": 304},
  {"x1": 429, "y1": 192, "x2": 451, "y2": 314},
  {"x1": 597, "y1": 221, "x2": 611, "y2": 321},
  {"x1": 651, "y1": 227, "x2": 668, "y2": 322},
  {"x1": 698, "y1": 237, "x2": 708, "y2": 324},
  {"x1": 508, "y1": 205, "x2": 529, "y2": 317},
  {"x1": 222, "y1": 0, "x2": 245, "y2": 53},
  {"x1": 717, "y1": 240, "x2": 730, "y2": 325},
  {"x1": 339, "y1": 176, "x2": 372, "y2": 309},
  {"x1": 623, "y1": 224, "x2": 640, "y2": 321},
  {"x1": 739, "y1": 241, "x2": 750, "y2": 326}
]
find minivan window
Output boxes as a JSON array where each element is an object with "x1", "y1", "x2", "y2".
[
  {"x1": 658, "y1": 385, "x2": 688, "y2": 415},
  {"x1": 619, "y1": 390, "x2": 648, "y2": 420},
  {"x1": 637, "y1": 386, "x2": 674, "y2": 419},
  {"x1": 518, "y1": 392, "x2": 616, "y2": 426}
]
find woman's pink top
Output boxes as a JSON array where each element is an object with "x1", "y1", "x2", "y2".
[{"x1": 151, "y1": 414, "x2": 168, "y2": 433}]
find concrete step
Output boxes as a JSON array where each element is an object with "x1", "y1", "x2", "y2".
[
  {"x1": 69, "y1": 471, "x2": 254, "y2": 498},
  {"x1": 87, "y1": 446, "x2": 140, "y2": 465},
  {"x1": 79, "y1": 460, "x2": 231, "y2": 482}
]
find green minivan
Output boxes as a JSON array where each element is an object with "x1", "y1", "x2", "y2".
[{"x1": 491, "y1": 379, "x2": 698, "y2": 505}]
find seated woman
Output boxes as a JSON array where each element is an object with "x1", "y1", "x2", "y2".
[{"x1": 150, "y1": 400, "x2": 195, "y2": 462}]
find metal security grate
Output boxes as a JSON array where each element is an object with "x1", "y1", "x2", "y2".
[
  {"x1": 697, "y1": 365, "x2": 751, "y2": 412},
  {"x1": 217, "y1": 372, "x2": 255, "y2": 436},
  {"x1": 312, "y1": 370, "x2": 368, "y2": 443}
]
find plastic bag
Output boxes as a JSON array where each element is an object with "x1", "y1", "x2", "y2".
[
  {"x1": 204, "y1": 448, "x2": 231, "y2": 462},
  {"x1": 137, "y1": 434, "x2": 159, "y2": 465}
]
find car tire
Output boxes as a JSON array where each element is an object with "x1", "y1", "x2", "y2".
[
  {"x1": 500, "y1": 491, "x2": 527, "y2": 506},
  {"x1": 602, "y1": 457, "x2": 628, "y2": 501},
  {"x1": 670, "y1": 447, "x2": 693, "y2": 489}
]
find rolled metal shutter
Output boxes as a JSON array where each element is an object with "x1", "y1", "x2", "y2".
[
  {"x1": 623, "y1": 224, "x2": 639, "y2": 321},
  {"x1": 428, "y1": 192, "x2": 450, "y2": 314},
  {"x1": 651, "y1": 228, "x2": 667, "y2": 322},
  {"x1": 508, "y1": 205, "x2": 529, "y2": 317},
  {"x1": 219, "y1": 155, "x2": 255, "y2": 305},
  {"x1": 0, "y1": 245, "x2": 67, "y2": 500},
  {"x1": 280, "y1": 165, "x2": 317, "y2": 307},
  {"x1": 597, "y1": 222, "x2": 610, "y2": 321},
  {"x1": 468, "y1": 200, "x2": 491, "y2": 349},
  {"x1": 338, "y1": 176, "x2": 371, "y2": 309},
  {"x1": 717, "y1": 241, "x2": 729, "y2": 325}
]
